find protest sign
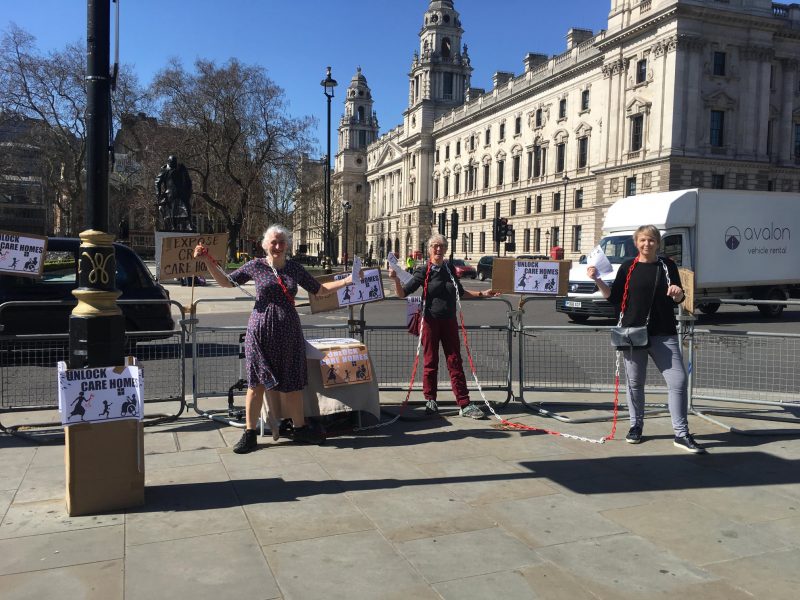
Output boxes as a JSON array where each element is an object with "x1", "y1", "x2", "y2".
[
  {"x1": 0, "y1": 230, "x2": 47, "y2": 278},
  {"x1": 491, "y1": 258, "x2": 571, "y2": 295},
  {"x1": 309, "y1": 268, "x2": 384, "y2": 313},
  {"x1": 156, "y1": 232, "x2": 227, "y2": 280},
  {"x1": 58, "y1": 361, "x2": 144, "y2": 425}
]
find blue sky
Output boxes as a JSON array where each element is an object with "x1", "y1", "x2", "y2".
[{"x1": 2, "y1": 0, "x2": 610, "y2": 153}]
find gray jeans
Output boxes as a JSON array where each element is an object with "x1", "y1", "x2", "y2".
[{"x1": 622, "y1": 335, "x2": 689, "y2": 437}]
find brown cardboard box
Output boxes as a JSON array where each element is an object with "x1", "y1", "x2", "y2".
[
  {"x1": 65, "y1": 419, "x2": 144, "y2": 516},
  {"x1": 491, "y1": 258, "x2": 572, "y2": 295}
]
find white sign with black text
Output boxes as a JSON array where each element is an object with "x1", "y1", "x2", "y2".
[{"x1": 57, "y1": 361, "x2": 144, "y2": 426}]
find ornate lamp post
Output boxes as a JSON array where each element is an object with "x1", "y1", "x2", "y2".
[
  {"x1": 320, "y1": 66, "x2": 337, "y2": 274},
  {"x1": 341, "y1": 199, "x2": 352, "y2": 270}
]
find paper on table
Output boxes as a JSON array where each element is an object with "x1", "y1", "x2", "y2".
[
  {"x1": 587, "y1": 245, "x2": 613, "y2": 277},
  {"x1": 388, "y1": 252, "x2": 413, "y2": 285}
]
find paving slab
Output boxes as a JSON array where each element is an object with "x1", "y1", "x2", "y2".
[
  {"x1": 125, "y1": 529, "x2": 279, "y2": 600},
  {"x1": 0, "y1": 559, "x2": 123, "y2": 600},
  {"x1": 265, "y1": 530, "x2": 439, "y2": 600},
  {"x1": 703, "y1": 548, "x2": 800, "y2": 600}
]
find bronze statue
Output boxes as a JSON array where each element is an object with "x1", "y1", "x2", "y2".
[{"x1": 154, "y1": 155, "x2": 194, "y2": 232}]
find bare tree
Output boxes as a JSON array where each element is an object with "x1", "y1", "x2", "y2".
[
  {"x1": 0, "y1": 24, "x2": 147, "y2": 235},
  {"x1": 152, "y1": 58, "x2": 315, "y2": 260}
]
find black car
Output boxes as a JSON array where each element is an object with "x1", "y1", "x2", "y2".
[
  {"x1": 0, "y1": 238, "x2": 174, "y2": 336},
  {"x1": 477, "y1": 255, "x2": 494, "y2": 281}
]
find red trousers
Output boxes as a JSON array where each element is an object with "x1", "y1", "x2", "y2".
[{"x1": 421, "y1": 316, "x2": 470, "y2": 406}]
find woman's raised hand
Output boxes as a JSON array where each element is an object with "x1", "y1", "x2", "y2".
[
  {"x1": 193, "y1": 243, "x2": 207, "y2": 259},
  {"x1": 587, "y1": 266, "x2": 599, "y2": 280},
  {"x1": 387, "y1": 267, "x2": 397, "y2": 280}
]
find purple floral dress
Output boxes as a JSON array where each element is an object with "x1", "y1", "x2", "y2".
[{"x1": 229, "y1": 259, "x2": 321, "y2": 392}]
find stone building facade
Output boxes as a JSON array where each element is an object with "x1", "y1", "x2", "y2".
[{"x1": 345, "y1": 0, "x2": 800, "y2": 264}]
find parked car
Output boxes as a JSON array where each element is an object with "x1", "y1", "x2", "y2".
[
  {"x1": 477, "y1": 255, "x2": 494, "y2": 281},
  {"x1": 0, "y1": 238, "x2": 174, "y2": 336},
  {"x1": 291, "y1": 254, "x2": 318, "y2": 266},
  {"x1": 450, "y1": 259, "x2": 476, "y2": 279}
]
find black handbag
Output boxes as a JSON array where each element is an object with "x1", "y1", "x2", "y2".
[{"x1": 610, "y1": 259, "x2": 667, "y2": 350}]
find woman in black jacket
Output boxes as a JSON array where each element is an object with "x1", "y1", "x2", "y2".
[
  {"x1": 588, "y1": 225, "x2": 706, "y2": 454},
  {"x1": 389, "y1": 234, "x2": 499, "y2": 419}
]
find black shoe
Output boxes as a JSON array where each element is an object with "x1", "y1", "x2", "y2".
[
  {"x1": 233, "y1": 429, "x2": 258, "y2": 454},
  {"x1": 292, "y1": 425, "x2": 325, "y2": 445},
  {"x1": 424, "y1": 399, "x2": 439, "y2": 414},
  {"x1": 673, "y1": 434, "x2": 707, "y2": 454},
  {"x1": 626, "y1": 425, "x2": 643, "y2": 444}
]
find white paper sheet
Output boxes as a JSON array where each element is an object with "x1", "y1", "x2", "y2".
[
  {"x1": 387, "y1": 252, "x2": 413, "y2": 285},
  {"x1": 587, "y1": 245, "x2": 614, "y2": 276}
]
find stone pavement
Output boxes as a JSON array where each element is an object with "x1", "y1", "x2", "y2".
[{"x1": 0, "y1": 393, "x2": 799, "y2": 600}]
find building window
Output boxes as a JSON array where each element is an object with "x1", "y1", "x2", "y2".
[
  {"x1": 712, "y1": 174, "x2": 725, "y2": 189},
  {"x1": 463, "y1": 207, "x2": 468, "y2": 222},
  {"x1": 480, "y1": 204, "x2": 486, "y2": 219},
  {"x1": 445, "y1": 145, "x2": 450, "y2": 160},
  {"x1": 535, "y1": 195, "x2": 542, "y2": 213},
  {"x1": 574, "y1": 188, "x2": 583, "y2": 209},
  {"x1": 510, "y1": 199, "x2": 517, "y2": 215},
  {"x1": 523, "y1": 228, "x2": 530, "y2": 252},
  {"x1": 794, "y1": 123, "x2": 800, "y2": 162},
  {"x1": 526, "y1": 151, "x2": 533, "y2": 178},
  {"x1": 495, "y1": 202, "x2": 501, "y2": 218},
  {"x1": 553, "y1": 192, "x2": 561, "y2": 212},
  {"x1": 470, "y1": 135, "x2": 475, "y2": 151},
  {"x1": 636, "y1": 59, "x2": 647, "y2": 84},
  {"x1": 470, "y1": 206, "x2": 474, "y2": 220},
  {"x1": 454, "y1": 172, "x2": 460, "y2": 195},
  {"x1": 435, "y1": 148, "x2": 440, "y2": 163},
  {"x1": 483, "y1": 164, "x2": 490, "y2": 189},
  {"x1": 515, "y1": 116, "x2": 522, "y2": 135},
  {"x1": 485, "y1": 128, "x2": 491, "y2": 146},
  {"x1": 533, "y1": 146, "x2": 542, "y2": 177},
  {"x1": 443, "y1": 175, "x2": 449, "y2": 197},
  {"x1": 525, "y1": 196, "x2": 532, "y2": 214},
  {"x1": 443, "y1": 71, "x2": 453, "y2": 99},
  {"x1": 626, "y1": 176, "x2": 637, "y2": 197},
  {"x1": 469, "y1": 232, "x2": 474, "y2": 253},
  {"x1": 535, "y1": 108, "x2": 543, "y2": 127},
  {"x1": 497, "y1": 160, "x2": 505, "y2": 185},
  {"x1": 630, "y1": 115, "x2": 644, "y2": 151},
  {"x1": 556, "y1": 143, "x2": 565, "y2": 173},
  {"x1": 512, "y1": 155, "x2": 520, "y2": 182},
  {"x1": 710, "y1": 110, "x2": 725, "y2": 147},
  {"x1": 713, "y1": 51, "x2": 726, "y2": 77},
  {"x1": 534, "y1": 228, "x2": 541, "y2": 252},
  {"x1": 480, "y1": 231, "x2": 486, "y2": 253},
  {"x1": 578, "y1": 136, "x2": 588, "y2": 168},
  {"x1": 581, "y1": 89, "x2": 590, "y2": 111},
  {"x1": 558, "y1": 98, "x2": 567, "y2": 120},
  {"x1": 572, "y1": 225, "x2": 582, "y2": 252},
  {"x1": 456, "y1": 141, "x2": 461, "y2": 156},
  {"x1": 433, "y1": 179, "x2": 439, "y2": 199},
  {"x1": 499, "y1": 122, "x2": 506, "y2": 140},
  {"x1": 552, "y1": 227, "x2": 560, "y2": 248},
  {"x1": 468, "y1": 165, "x2": 476, "y2": 191}
]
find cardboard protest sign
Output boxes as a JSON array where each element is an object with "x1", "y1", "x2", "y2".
[
  {"x1": 406, "y1": 296, "x2": 422, "y2": 327},
  {"x1": 57, "y1": 360, "x2": 144, "y2": 425},
  {"x1": 309, "y1": 268, "x2": 385, "y2": 313},
  {"x1": 157, "y1": 232, "x2": 227, "y2": 280},
  {"x1": 0, "y1": 230, "x2": 47, "y2": 278},
  {"x1": 318, "y1": 342, "x2": 372, "y2": 388},
  {"x1": 491, "y1": 258, "x2": 571, "y2": 295},
  {"x1": 678, "y1": 267, "x2": 695, "y2": 315}
]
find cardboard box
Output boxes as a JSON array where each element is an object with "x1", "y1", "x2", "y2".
[
  {"x1": 65, "y1": 419, "x2": 144, "y2": 516},
  {"x1": 491, "y1": 258, "x2": 572, "y2": 295},
  {"x1": 678, "y1": 267, "x2": 695, "y2": 314}
]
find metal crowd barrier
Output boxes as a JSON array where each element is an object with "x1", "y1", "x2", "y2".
[
  {"x1": 188, "y1": 297, "x2": 350, "y2": 426},
  {"x1": 359, "y1": 297, "x2": 515, "y2": 407},
  {"x1": 0, "y1": 299, "x2": 187, "y2": 436},
  {"x1": 688, "y1": 327, "x2": 800, "y2": 435}
]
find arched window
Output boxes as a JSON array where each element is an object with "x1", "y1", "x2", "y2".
[
  {"x1": 357, "y1": 106, "x2": 365, "y2": 122},
  {"x1": 442, "y1": 38, "x2": 451, "y2": 58}
]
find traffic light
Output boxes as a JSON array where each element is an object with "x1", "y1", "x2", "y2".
[
  {"x1": 498, "y1": 217, "x2": 509, "y2": 242},
  {"x1": 450, "y1": 209, "x2": 459, "y2": 241},
  {"x1": 437, "y1": 210, "x2": 446, "y2": 235}
]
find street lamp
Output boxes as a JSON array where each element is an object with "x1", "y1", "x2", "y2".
[
  {"x1": 561, "y1": 174, "x2": 569, "y2": 255},
  {"x1": 341, "y1": 199, "x2": 352, "y2": 270},
  {"x1": 545, "y1": 229, "x2": 550, "y2": 254},
  {"x1": 321, "y1": 66, "x2": 337, "y2": 273}
]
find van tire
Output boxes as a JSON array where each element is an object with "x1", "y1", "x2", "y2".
[
  {"x1": 479, "y1": 272, "x2": 487, "y2": 281},
  {"x1": 757, "y1": 288, "x2": 786, "y2": 318},
  {"x1": 698, "y1": 303, "x2": 720, "y2": 315}
]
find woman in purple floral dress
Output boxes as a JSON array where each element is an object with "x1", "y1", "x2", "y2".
[{"x1": 195, "y1": 225, "x2": 352, "y2": 453}]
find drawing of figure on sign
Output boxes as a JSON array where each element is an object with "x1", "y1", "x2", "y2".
[
  {"x1": 70, "y1": 391, "x2": 90, "y2": 421},
  {"x1": 100, "y1": 400, "x2": 112, "y2": 418}
]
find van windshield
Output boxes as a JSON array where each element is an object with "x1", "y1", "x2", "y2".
[{"x1": 590, "y1": 235, "x2": 637, "y2": 264}]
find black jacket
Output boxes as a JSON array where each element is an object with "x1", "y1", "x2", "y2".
[
  {"x1": 403, "y1": 262, "x2": 465, "y2": 319},
  {"x1": 608, "y1": 257, "x2": 682, "y2": 336}
]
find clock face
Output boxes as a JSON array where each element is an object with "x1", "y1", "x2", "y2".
[{"x1": 430, "y1": 14, "x2": 438, "y2": 23}]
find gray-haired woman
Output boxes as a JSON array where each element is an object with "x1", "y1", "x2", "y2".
[
  {"x1": 195, "y1": 224, "x2": 352, "y2": 453},
  {"x1": 588, "y1": 224, "x2": 706, "y2": 454},
  {"x1": 389, "y1": 233, "x2": 500, "y2": 419}
]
